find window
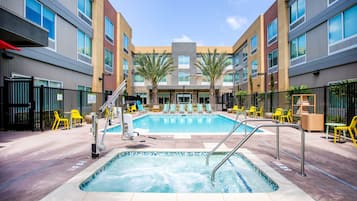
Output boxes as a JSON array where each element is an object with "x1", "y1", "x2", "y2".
[
  {"x1": 178, "y1": 55, "x2": 190, "y2": 69},
  {"x1": 290, "y1": 0, "x2": 305, "y2": 24},
  {"x1": 251, "y1": 60, "x2": 258, "y2": 77},
  {"x1": 328, "y1": 0, "x2": 338, "y2": 6},
  {"x1": 290, "y1": 34, "x2": 306, "y2": 59},
  {"x1": 104, "y1": 49, "x2": 113, "y2": 73},
  {"x1": 26, "y1": 0, "x2": 55, "y2": 40},
  {"x1": 223, "y1": 73, "x2": 233, "y2": 82},
  {"x1": 123, "y1": 59, "x2": 128, "y2": 78},
  {"x1": 123, "y1": 34, "x2": 129, "y2": 53},
  {"x1": 77, "y1": 30, "x2": 92, "y2": 62},
  {"x1": 134, "y1": 73, "x2": 144, "y2": 82},
  {"x1": 329, "y1": 5, "x2": 357, "y2": 44},
  {"x1": 243, "y1": 67, "x2": 248, "y2": 81},
  {"x1": 159, "y1": 76, "x2": 167, "y2": 84},
  {"x1": 136, "y1": 93, "x2": 147, "y2": 105},
  {"x1": 105, "y1": 17, "x2": 114, "y2": 43},
  {"x1": 235, "y1": 72, "x2": 240, "y2": 83},
  {"x1": 267, "y1": 18, "x2": 278, "y2": 44},
  {"x1": 233, "y1": 53, "x2": 239, "y2": 66},
  {"x1": 78, "y1": 0, "x2": 92, "y2": 20},
  {"x1": 242, "y1": 45, "x2": 248, "y2": 61},
  {"x1": 250, "y1": 35, "x2": 257, "y2": 53},
  {"x1": 178, "y1": 72, "x2": 190, "y2": 85},
  {"x1": 268, "y1": 50, "x2": 278, "y2": 74}
]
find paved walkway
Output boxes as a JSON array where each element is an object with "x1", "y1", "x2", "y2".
[{"x1": 0, "y1": 112, "x2": 356, "y2": 201}]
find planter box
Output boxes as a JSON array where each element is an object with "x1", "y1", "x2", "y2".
[{"x1": 301, "y1": 114, "x2": 324, "y2": 132}]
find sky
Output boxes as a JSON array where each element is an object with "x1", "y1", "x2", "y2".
[{"x1": 109, "y1": 0, "x2": 275, "y2": 46}]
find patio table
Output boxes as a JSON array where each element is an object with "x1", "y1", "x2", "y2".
[{"x1": 325, "y1": 122, "x2": 346, "y2": 140}]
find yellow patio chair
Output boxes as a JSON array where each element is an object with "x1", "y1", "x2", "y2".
[
  {"x1": 71, "y1": 109, "x2": 84, "y2": 126},
  {"x1": 232, "y1": 105, "x2": 239, "y2": 113},
  {"x1": 52, "y1": 111, "x2": 69, "y2": 130},
  {"x1": 334, "y1": 116, "x2": 357, "y2": 148},
  {"x1": 280, "y1": 109, "x2": 293, "y2": 123},
  {"x1": 127, "y1": 104, "x2": 137, "y2": 113},
  {"x1": 248, "y1": 106, "x2": 256, "y2": 117},
  {"x1": 255, "y1": 106, "x2": 263, "y2": 118},
  {"x1": 272, "y1": 108, "x2": 283, "y2": 121}
]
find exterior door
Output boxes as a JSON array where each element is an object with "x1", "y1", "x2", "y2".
[
  {"x1": 176, "y1": 93, "x2": 192, "y2": 104},
  {"x1": 4, "y1": 77, "x2": 35, "y2": 130}
]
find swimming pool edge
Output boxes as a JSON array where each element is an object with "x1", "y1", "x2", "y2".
[{"x1": 40, "y1": 148, "x2": 315, "y2": 201}]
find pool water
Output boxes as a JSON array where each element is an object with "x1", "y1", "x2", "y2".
[
  {"x1": 80, "y1": 152, "x2": 278, "y2": 193},
  {"x1": 106, "y1": 115, "x2": 261, "y2": 134}
]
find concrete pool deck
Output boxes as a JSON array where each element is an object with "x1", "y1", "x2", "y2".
[{"x1": 0, "y1": 112, "x2": 356, "y2": 201}]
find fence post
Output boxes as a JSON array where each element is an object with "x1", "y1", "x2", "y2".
[
  {"x1": 40, "y1": 85, "x2": 44, "y2": 131},
  {"x1": 80, "y1": 90, "x2": 83, "y2": 115},
  {"x1": 323, "y1": 86, "x2": 327, "y2": 130},
  {"x1": 30, "y1": 77, "x2": 35, "y2": 131}
]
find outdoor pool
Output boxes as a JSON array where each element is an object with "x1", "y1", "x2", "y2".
[
  {"x1": 80, "y1": 151, "x2": 278, "y2": 193},
  {"x1": 106, "y1": 114, "x2": 262, "y2": 134}
]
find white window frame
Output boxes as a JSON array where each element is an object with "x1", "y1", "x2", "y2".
[
  {"x1": 289, "y1": 0, "x2": 306, "y2": 31},
  {"x1": 250, "y1": 35, "x2": 257, "y2": 54},
  {"x1": 104, "y1": 16, "x2": 114, "y2": 44},
  {"x1": 24, "y1": 0, "x2": 56, "y2": 51},
  {"x1": 327, "y1": 7, "x2": 357, "y2": 55},
  {"x1": 267, "y1": 18, "x2": 278, "y2": 46},
  {"x1": 178, "y1": 55, "x2": 190, "y2": 69},
  {"x1": 77, "y1": 0, "x2": 92, "y2": 24},
  {"x1": 268, "y1": 49, "x2": 278, "y2": 74}
]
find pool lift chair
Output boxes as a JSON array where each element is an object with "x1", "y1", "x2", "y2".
[{"x1": 90, "y1": 80, "x2": 138, "y2": 158}]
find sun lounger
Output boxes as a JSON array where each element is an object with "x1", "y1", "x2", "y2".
[
  {"x1": 179, "y1": 104, "x2": 185, "y2": 114},
  {"x1": 163, "y1": 104, "x2": 169, "y2": 113},
  {"x1": 170, "y1": 104, "x2": 176, "y2": 113},
  {"x1": 187, "y1": 104, "x2": 193, "y2": 114},
  {"x1": 151, "y1": 105, "x2": 160, "y2": 112},
  {"x1": 197, "y1": 104, "x2": 203, "y2": 113},
  {"x1": 205, "y1": 104, "x2": 212, "y2": 113}
]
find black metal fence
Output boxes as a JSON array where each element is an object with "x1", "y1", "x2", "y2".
[
  {"x1": 224, "y1": 82, "x2": 357, "y2": 125},
  {"x1": 1, "y1": 80, "x2": 356, "y2": 131}
]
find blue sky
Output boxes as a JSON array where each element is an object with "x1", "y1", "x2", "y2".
[{"x1": 109, "y1": 0, "x2": 275, "y2": 46}]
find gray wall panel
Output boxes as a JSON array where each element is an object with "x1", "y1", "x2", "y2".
[
  {"x1": 10, "y1": 48, "x2": 93, "y2": 75},
  {"x1": 306, "y1": 0, "x2": 327, "y2": 21},
  {"x1": 289, "y1": 62, "x2": 357, "y2": 87},
  {"x1": 56, "y1": 17, "x2": 77, "y2": 60},
  {"x1": 0, "y1": 55, "x2": 92, "y2": 89},
  {"x1": 57, "y1": 0, "x2": 76, "y2": 15},
  {"x1": 172, "y1": 42, "x2": 197, "y2": 85},
  {"x1": 289, "y1": 47, "x2": 357, "y2": 77},
  {"x1": 306, "y1": 22, "x2": 328, "y2": 62},
  {"x1": 0, "y1": 0, "x2": 24, "y2": 16}
]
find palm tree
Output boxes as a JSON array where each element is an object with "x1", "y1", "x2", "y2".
[
  {"x1": 195, "y1": 49, "x2": 231, "y2": 110},
  {"x1": 134, "y1": 50, "x2": 175, "y2": 105}
]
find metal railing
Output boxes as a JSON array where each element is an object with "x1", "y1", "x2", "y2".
[
  {"x1": 206, "y1": 118, "x2": 278, "y2": 165},
  {"x1": 211, "y1": 123, "x2": 306, "y2": 182}
]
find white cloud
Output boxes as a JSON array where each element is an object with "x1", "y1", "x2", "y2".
[
  {"x1": 173, "y1": 34, "x2": 204, "y2": 46},
  {"x1": 226, "y1": 16, "x2": 248, "y2": 30},
  {"x1": 173, "y1": 34, "x2": 194, "y2": 42}
]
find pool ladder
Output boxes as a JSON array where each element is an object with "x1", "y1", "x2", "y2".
[{"x1": 207, "y1": 119, "x2": 306, "y2": 182}]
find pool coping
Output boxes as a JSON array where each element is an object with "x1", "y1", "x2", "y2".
[
  {"x1": 40, "y1": 148, "x2": 315, "y2": 201},
  {"x1": 102, "y1": 113, "x2": 274, "y2": 136}
]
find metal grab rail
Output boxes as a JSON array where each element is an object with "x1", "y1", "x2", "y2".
[
  {"x1": 211, "y1": 123, "x2": 306, "y2": 182},
  {"x1": 206, "y1": 119, "x2": 278, "y2": 165}
]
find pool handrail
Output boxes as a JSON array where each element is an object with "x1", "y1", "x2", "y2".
[
  {"x1": 206, "y1": 119, "x2": 278, "y2": 166},
  {"x1": 211, "y1": 123, "x2": 306, "y2": 182}
]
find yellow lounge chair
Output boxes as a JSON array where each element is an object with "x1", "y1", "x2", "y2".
[
  {"x1": 272, "y1": 108, "x2": 283, "y2": 121},
  {"x1": 280, "y1": 109, "x2": 293, "y2": 123},
  {"x1": 52, "y1": 111, "x2": 69, "y2": 130},
  {"x1": 71, "y1": 109, "x2": 84, "y2": 126},
  {"x1": 232, "y1": 105, "x2": 239, "y2": 113},
  {"x1": 248, "y1": 106, "x2": 256, "y2": 117},
  {"x1": 127, "y1": 104, "x2": 137, "y2": 113},
  {"x1": 255, "y1": 106, "x2": 263, "y2": 118},
  {"x1": 334, "y1": 116, "x2": 357, "y2": 148}
]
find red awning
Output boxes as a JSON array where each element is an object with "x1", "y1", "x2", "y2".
[{"x1": 0, "y1": 39, "x2": 21, "y2": 51}]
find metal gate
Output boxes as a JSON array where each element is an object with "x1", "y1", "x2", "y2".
[{"x1": 4, "y1": 77, "x2": 35, "y2": 130}]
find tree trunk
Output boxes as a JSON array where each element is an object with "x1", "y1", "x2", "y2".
[
  {"x1": 152, "y1": 83, "x2": 158, "y2": 105},
  {"x1": 210, "y1": 82, "x2": 215, "y2": 111}
]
